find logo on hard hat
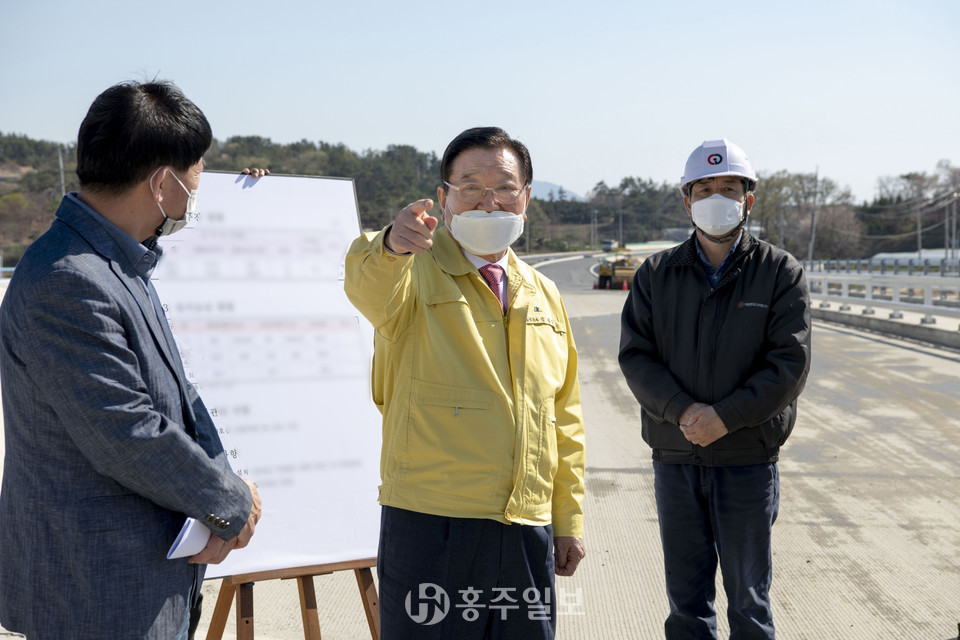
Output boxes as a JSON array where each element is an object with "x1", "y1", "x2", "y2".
[{"x1": 707, "y1": 153, "x2": 723, "y2": 166}]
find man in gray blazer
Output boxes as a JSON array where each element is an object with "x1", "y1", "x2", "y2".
[{"x1": 0, "y1": 81, "x2": 262, "y2": 639}]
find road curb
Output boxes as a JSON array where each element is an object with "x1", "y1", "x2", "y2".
[{"x1": 811, "y1": 306, "x2": 960, "y2": 350}]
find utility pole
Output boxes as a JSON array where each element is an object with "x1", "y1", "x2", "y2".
[
  {"x1": 954, "y1": 195, "x2": 958, "y2": 260},
  {"x1": 58, "y1": 146, "x2": 66, "y2": 197},
  {"x1": 949, "y1": 194, "x2": 957, "y2": 260},
  {"x1": 916, "y1": 205, "x2": 922, "y2": 261},
  {"x1": 524, "y1": 201, "x2": 530, "y2": 254},
  {"x1": 591, "y1": 209, "x2": 598, "y2": 251},
  {"x1": 618, "y1": 208, "x2": 623, "y2": 247},
  {"x1": 806, "y1": 167, "x2": 819, "y2": 262},
  {"x1": 953, "y1": 194, "x2": 959, "y2": 260},
  {"x1": 778, "y1": 208, "x2": 785, "y2": 249},
  {"x1": 945, "y1": 199, "x2": 950, "y2": 259}
]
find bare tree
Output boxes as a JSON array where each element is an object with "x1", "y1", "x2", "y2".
[
  {"x1": 876, "y1": 171, "x2": 940, "y2": 202},
  {"x1": 814, "y1": 204, "x2": 864, "y2": 258},
  {"x1": 753, "y1": 170, "x2": 856, "y2": 258},
  {"x1": 752, "y1": 170, "x2": 795, "y2": 247}
]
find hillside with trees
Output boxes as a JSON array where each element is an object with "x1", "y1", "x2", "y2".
[{"x1": 1, "y1": 131, "x2": 957, "y2": 268}]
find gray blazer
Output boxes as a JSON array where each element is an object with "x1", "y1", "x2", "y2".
[{"x1": 0, "y1": 196, "x2": 252, "y2": 639}]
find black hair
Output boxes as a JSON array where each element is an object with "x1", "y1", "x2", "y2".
[
  {"x1": 76, "y1": 80, "x2": 212, "y2": 194},
  {"x1": 439, "y1": 127, "x2": 533, "y2": 189}
]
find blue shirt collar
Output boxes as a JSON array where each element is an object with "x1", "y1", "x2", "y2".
[
  {"x1": 695, "y1": 230, "x2": 742, "y2": 285},
  {"x1": 66, "y1": 193, "x2": 162, "y2": 281}
]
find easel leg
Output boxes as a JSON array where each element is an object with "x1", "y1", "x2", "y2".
[
  {"x1": 206, "y1": 579, "x2": 236, "y2": 640},
  {"x1": 237, "y1": 582, "x2": 255, "y2": 640},
  {"x1": 354, "y1": 568, "x2": 380, "y2": 640},
  {"x1": 296, "y1": 576, "x2": 323, "y2": 639}
]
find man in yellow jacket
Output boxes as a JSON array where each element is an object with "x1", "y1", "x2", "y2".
[{"x1": 344, "y1": 127, "x2": 585, "y2": 639}]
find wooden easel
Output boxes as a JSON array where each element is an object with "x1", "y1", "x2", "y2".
[{"x1": 205, "y1": 557, "x2": 379, "y2": 640}]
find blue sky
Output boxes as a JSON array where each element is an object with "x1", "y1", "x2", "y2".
[{"x1": 2, "y1": 0, "x2": 958, "y2": 203}]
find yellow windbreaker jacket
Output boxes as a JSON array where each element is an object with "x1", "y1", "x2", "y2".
[{"x1": 344, "y1": 226, "x2": 585, "y2": 537}]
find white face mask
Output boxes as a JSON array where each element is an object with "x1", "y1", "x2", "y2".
[
  {"x1": 690, "y1": 193, "x2": 744, "y2": 237},
  {"x1": 151, "y1": 167, "x2": 197, "y2": 237},
  {"x1": 448, "y1": 209, "x2": 524, "y2": 256}
]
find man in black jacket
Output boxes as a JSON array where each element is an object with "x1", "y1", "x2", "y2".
[{"x1": 619, "y1": 139, "x2": 811, "y2": 639}]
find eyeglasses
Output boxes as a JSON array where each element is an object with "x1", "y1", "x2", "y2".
[{"x1": 444, "y1": 181, "x2": 528, "y2": 205}]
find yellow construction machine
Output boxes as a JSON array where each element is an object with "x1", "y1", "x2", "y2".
[{"x1": 596, "y1": 250, "x2": 643, "y2": 290}]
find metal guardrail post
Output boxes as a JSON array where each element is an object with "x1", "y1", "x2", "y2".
[
  {"x1": 921, "y1": 286, "x2": 935, "y2": 324},
  {"x1": 889, "y1": 272, "x2": 903, "y2": 318}
]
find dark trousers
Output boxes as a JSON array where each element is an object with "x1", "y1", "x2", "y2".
[
  {"x1": 653, "y1": 462, "x2": 780, "y2": 640},
  {"x1": 188, "y1": 592, "x2": 203, "y2": 640},
  {"x1": 377, "y1": 506, "x2": 556, "y2": 640}
]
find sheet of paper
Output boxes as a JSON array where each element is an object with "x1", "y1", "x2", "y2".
[
  {"x1": 152, "y1": 172, "x2": 381, "y2": 578},
  {"x1": 167, "y1": 517, "x2": 212, "y2": 560}
]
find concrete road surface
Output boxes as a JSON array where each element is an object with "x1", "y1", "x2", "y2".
[{"x1": 2, "y1": 257, "x2": 959, "y2": 639}]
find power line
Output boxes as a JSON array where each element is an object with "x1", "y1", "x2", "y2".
[
  {"x1": 823, "y1": 217, "x2": 947, "y2": 240},
  {"x1": 856, "y1": 188, "x2": 959, "y2": 218}
]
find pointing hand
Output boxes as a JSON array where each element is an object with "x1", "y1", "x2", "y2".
[{"x1": 385, "y1": 199, "x2": 438, "y2": 255}]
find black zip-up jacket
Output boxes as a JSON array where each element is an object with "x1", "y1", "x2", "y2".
[{"x1": 619, "y1": 232, "x2": 811, "y2": 466}]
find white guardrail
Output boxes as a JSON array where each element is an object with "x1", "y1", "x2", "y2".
[
  {"x1": 804, "y1": 258, "x2": 960, "y2": 277},
  {"x1": 803, "y1": 269, "x2": 960, "y2": 324}
]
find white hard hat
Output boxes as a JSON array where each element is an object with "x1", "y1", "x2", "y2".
[{"x1": 680, "y1": 139, "x2": 757, "y2": 195}]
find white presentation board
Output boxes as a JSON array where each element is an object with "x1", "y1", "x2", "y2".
[{"x1": 152, "y1": 171, "x2": 381, "y2": 578}]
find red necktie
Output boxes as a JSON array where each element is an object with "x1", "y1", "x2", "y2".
[{"x1": 479, "y1": 264, "x2": 506, "y2": 315}]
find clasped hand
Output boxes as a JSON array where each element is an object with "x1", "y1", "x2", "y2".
[{"x1": 678, "y1": 403, "x2": 728, "y2": 447}]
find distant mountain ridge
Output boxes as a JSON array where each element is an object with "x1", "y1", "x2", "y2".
[{"x1": 531, "y1": 180, "x2": 583, "y2": 202}]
